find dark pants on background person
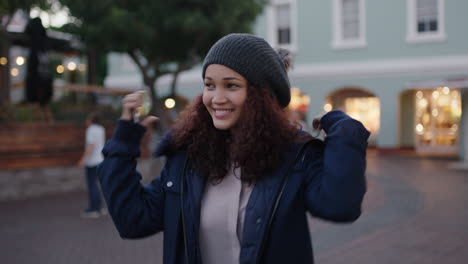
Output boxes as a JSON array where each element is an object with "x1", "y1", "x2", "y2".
[{"x1": 85, "y1": 165, "x2": 102, "y2": 212}]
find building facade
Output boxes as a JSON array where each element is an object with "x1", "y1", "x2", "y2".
[{"x1": 105, "y1": 0, "x2": 467, "y2": 160}]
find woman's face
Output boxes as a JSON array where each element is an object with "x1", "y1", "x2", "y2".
[{"x1": 203, "y1": 64, "x2": 248, "y2": 130}]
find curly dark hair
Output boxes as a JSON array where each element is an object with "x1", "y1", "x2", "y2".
[{"x1": 171, "y1": 85, "x2": 306, "y2": 184}]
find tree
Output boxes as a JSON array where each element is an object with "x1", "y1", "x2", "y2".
[
  {"x1": 59, "y1": 0, "x2": 267, "y2": 119},
  {"x1": 0, "y1": 0, "x2": 49, "y2": 104}
]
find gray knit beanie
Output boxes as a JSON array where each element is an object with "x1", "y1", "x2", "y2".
[{"x1": 202, "y1": 33, "x2": 291, "y2": 108}]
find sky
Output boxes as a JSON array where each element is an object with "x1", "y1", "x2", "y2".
[{"x1": 29, "y1": 5, "x2": 69, "y2": 28}]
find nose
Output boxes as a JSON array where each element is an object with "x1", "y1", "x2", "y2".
[{"x1": 212, "y1": 89, "x2": 227, "y2": 104}]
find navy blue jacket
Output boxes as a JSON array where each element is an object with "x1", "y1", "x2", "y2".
[{"x1": 98, "y1": 110, "x2": 370, "y2": 264}]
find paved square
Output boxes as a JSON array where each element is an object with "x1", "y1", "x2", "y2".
[{"x1": 1, "y1": 151, "x2": 467, "y2": 264}]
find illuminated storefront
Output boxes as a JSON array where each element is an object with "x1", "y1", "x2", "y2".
[
  {"x1": 414, "y1": 87, "x2": 462, "y2": 153},
  {"x1": 287, "y1": 87, "x2": 310, "y2": 130},
  {"x1": 289, "y1": 87, "x2": 310, "y2": 113},
  {"x1": 325, "y1": 88, "x2": 380, "y2": 145},
  {"x1": 344, "y1": 97, "x2": 381, "y2": 135}
]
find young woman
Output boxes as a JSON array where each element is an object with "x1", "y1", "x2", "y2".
[{"x1": 98, "y1": 33, "x2": 370, "y2": 264}]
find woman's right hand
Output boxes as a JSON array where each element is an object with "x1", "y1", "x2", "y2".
[
  {"x1": 312, "y1": 114, "x2": 323, "y2": 131},
  {"x1": 121, "y1": 91, "x2": 159, "y2": 127}
]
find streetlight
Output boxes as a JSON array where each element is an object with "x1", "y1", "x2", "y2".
[
  {"x1": 16, "y1": 56, "x2": 25, "y2": 66},
  {"x1": 67, "y1": 62, "x2": 77, "y2": 71},
  {"x1": 164, "y1": 98, "x2": 176, "y2": 109}
]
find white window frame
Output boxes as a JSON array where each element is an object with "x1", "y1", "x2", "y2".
[
  {"x1": 267, "y1": 0, "x2": 297, "y2": 52},
  {"x1": 331, "y1": 0, "x2": 367, "y2": 50},
  {"x1": 407, "y1": 0, "x2": 446, "y2": 43}
]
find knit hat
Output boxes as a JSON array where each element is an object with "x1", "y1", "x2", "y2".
[{"x1": 202, "y1": 33, "x2": 291, "y2": 107}]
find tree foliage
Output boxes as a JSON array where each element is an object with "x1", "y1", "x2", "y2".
[{"x1": 59, "y1": 0, "x2": 267, "y2": 117}]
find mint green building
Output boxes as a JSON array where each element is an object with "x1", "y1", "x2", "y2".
[{"x1": 105, "y1": 0, "x2": 467, "y2": 161}]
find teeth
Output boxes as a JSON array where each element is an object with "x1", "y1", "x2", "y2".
[{"x1": 215, "y1": 109, "x2": 233, "y2": 114}]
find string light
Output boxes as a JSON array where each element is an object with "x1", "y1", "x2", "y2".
[
  {"x1": 56, "y1": 65, "x2": 65, "y2": 74},
  {"x1": 10, "y1": 68, "x2": 19, "y2": 77}
]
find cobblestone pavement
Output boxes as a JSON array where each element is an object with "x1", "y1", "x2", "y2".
[{"x1": 1, "y1": 151, "x2": 467, "y2": 264}]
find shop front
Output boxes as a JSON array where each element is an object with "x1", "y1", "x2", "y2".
[
  {"x1": 288, "y1": 87, "x2": 310, "y2": 130},
  {"x1": 324, "y1": 88, "x2": 380, "y2": 146},
  {"x1": 406, "y1": 76, "x2": 468, "y2": 156},
  {"x1": 414, "y1": 87, "x2": 462, "y2": 154}
]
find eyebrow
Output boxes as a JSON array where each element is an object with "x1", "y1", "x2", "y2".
[{"x1": 204, "y1": 76, "x2": 241, "y2": 81}]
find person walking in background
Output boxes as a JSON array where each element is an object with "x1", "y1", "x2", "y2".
[
  {"x1": 99, "y1": 33, "x2": 370, "y2": 263},
  {"x1": 78, "y1": 112, "x2": 106, "y2": 218}
]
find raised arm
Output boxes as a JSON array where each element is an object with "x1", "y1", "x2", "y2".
[
  {"x1": 98, "y1": 120, "x2": 166, "y2": 238},
  {"x1": 304, "y1": 110, "x2": 370, "y2": 222},
  {"x1": 98, "y1": 91, "x2": 163, "y2": 238}
]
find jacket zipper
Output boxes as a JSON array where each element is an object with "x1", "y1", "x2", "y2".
[
  {"x1": 255, "y1": 141, "x2": 311, "y2": 264},
  {"x1": 180, "y1": 157, "x2": 190, "y2": 264}
]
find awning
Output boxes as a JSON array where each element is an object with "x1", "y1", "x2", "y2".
[
  {"x1": 7, "y1": 30, "x2": 82, "y2": 52},
  {"x1": 406, "y1": 76, "x2": 468, "y2": 90}
]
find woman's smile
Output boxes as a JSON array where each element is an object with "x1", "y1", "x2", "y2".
[{"x1": 213, "y1": 108, "x2": 234, "y2": 118}]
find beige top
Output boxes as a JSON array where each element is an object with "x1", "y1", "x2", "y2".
[{"x1": 199, "y1": 167, "x2": 254, "y2": 264}]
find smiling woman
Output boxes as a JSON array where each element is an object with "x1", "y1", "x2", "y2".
[
  {"x1": 202, "y1": 64, "x2": 248, "y2": 130},
  {"x1": 98, "y1": 33, "x2": 370, "y2": 264}
]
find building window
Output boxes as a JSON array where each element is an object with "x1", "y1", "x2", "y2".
[
  {"x1": 407, "y1": 0, "x2": 446, "y2": 43},
  {"x1": 332, "y1": 0, "x2": 367, "y2": 49},
  {"x1": 267, "y1": 0, "x2": 297, "y2": 51},
  {"x1": 276, "y1": 4, "x2": 291, "y2": 45},
  {"x1": 417, "y1": 0, "x2": 438, "y2": 33}
]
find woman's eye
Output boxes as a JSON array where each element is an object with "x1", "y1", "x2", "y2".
[
  {"x1": 227, "y1": 84, "x2": 239, "y2": 89},
  {"x1": 204, "y1": 83, "x2": 215, "y2": 90}
]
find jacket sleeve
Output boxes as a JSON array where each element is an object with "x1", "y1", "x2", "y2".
[
  {"x1": 304, "y1": 110, "x2": 370, "y2": 222},
  {"x1": 98, "y1": 120, "x2": 166, "y2": 238}
]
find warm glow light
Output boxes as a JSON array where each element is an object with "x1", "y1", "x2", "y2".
[
  {"x1": 344, "y1": 97, "x2": 381, "y2": 133},
  {"x1": 416, "y1": 124, "x2": 424, "y2": 133},
  {"x1": 442, "y1": 86, "x2": 450, "y2": 94},
  {"x1": 10, "y1": 68, "x2": 19, "y2": 76},
  {"x1": 56, "y1": 65, "x2": 64, "y2": 74},
  {"x1": 0, "y1": 57, "x2": 7, "y2": 65},
  {"x1": 15, "y1": 56, "x2": 25, "y2": 66},
  {"x1": 78, "y1": 64, "x2": 86, "y2": 72},
  {"x1": 415, "y1": 88, "x2": 462, "y2": 147},
  {"x1": 289, "y1": 87, "x2": 310, "y2": 111},
  {"x1": 416, "y1": 91, "x2": 423, "y2": 99},
  {"x1": 67, "y1": 62, "x2": 77, "y2": 71},
  {"x1": 323, "y1": 103, "x2": 332, "y2": 112},
  {"x1": 418, "y1": 98, "x2": 428, "y2": 108},
  {"x1": 290, "y1": 96, "x2": 301, "y2": 108},
  {"x1": 164, "y1": 98, "x2": 176, "y2": 109}
]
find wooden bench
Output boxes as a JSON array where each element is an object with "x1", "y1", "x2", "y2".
[{"x1": 0, "y1": 122, "x2": 116, "y2": 170}]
